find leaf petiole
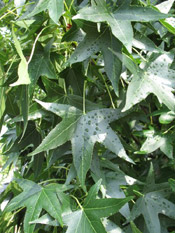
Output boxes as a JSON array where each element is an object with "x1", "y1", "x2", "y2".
[{"x1": 70, "y1": 195, "x2": 83, "y2": 210}]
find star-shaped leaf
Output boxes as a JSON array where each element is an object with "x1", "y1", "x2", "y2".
[
  {"x1": 73, "y1": 0, "x2": 169, "y2": 50},
  {"x1": 22, "y1": 0, "x2": 64, "y2": 24},
  {"x1": 130, "y1": 191, "x2": 175, "y2": 233},
  {"x1": 130, "y1": 164, "x2": 174, "y2": 233},
  {"x1": 63, "y1": 180, "x2": 133, "y2": 233},
  {"x1": 29, "y1": 100, "x2": 133, "y2": 188},
  {"x1": 123, "y1": 54, "x2": 175, "y2": 112},
  {"x1": 67, "y1": 24, "x2": 122, "y2": 96},
  {"x1": 28, "y1": 39, "x2": 57, "y2": 96},
  {"x1": 5, "y1": 179, "x2": 70, "y2": 233},
  {"x1": 71, "y1": 107, "x2": 134, "y2": 188}
]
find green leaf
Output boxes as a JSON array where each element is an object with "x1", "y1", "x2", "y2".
[
  {"x1": 28, "y1": 40, "x2": 57, "y2": 96},
  {"x1": 29, "y1": 214, "x2": 59, "y2": 226},
  {"x1": 114, "y1": 3, "x2": 169, "y2": 21},
  {"x1": 84, "y1": 179, "x2": 102, "y2": 206},
  {"x1": 156, "y1": 0, "x2": 175, "y2": 14},
  {"x1": 168, "y1": 178, "x2": 175, "y2": 192},
  {"x1": 10, "y1": 29, "x2": 30, "y2": 86},
  {"x1": 63, "y1": 181, "x2": 133, "y2": 233},
  {"x1": 22, "y1": 0, "x2": 64, "y2": 24},
  {"x1": 133, "y1": 33, "x2": 159, "y2": 52},
  {"x1": 28, "y1": 101, "x2": 82, "y2": 155},
  {"x1": 122, "y1": 53, "x2": 139, "y2": 76},
  {"x1": 159, "y1": 111, "x2": 175, "y2": 124},
  {"x1": 156, "y1": 0, "x2": 175, "y2": 34},
  {"x1": 105, "y1": 172, "x2": 137, "y2": 219},
  {"x1": 160, "y1": 19, "x2": 175, "y2": 34},
  {"x1": 140, "y1": 133, "x2": 173, "y2": 159},
  {"x1": 0, "y1": 64, "x2": 6, "y2": 123},
  {"x1": 14, "y1": 0, "x2": 26, "y2": 15},
  {"x1": 34, "y1": 116, "x2": 78, "y2": 150},
  {"x1": 47, "y1": 0, "x2": 64, "y2": 24},
  {"x1": 73, "y1": 0, "x2": 133, "y2": 50},
  {"x1": 59, "y1": 64, "x2": 85, "y2": 96},
  {"x1": 68, "y1": 25, "x2": 122, "y2": 95},
  {"x1": 72, "y1": 107, "x2": 134, "y2": 188},
  {"x1": 130, "y1": 191, "x2": 175, "y2": 233},
  {"x1": 20, "y1": 85, "x2": 29, "y2": 138},
  {"x1": 143, "y1": 163, "x2": 170, "y2": 194},
  {"x1": 42, "y1": 77, "x2": 64, "y2": 98},
  {"x1": 29, "y1": 100, "x2": 134, "y2": 188},
  {"x1": 0, "y1": 0, "x2": 13, "y2": 15},
  {"x1": 73, "y1": 0, "x2": 169, "y2": 50},
  {"x1": 103, "y1": 219, "x2": 124, "y2": 233},
  {"x1": 12, "y1": 102, "x2": 48, "y2": 123},
  {"x1": 130, "y1": 221, "x2": 142, "y2": 233},
  {"x1": 2, "y1": 152, "x2": 19, "y2": 171},
  {"x1": 5, "y1": 179, "x2": 70, "y2": 233},
  {"x1": 47, "y1": 142, "x2": 71, "y2": 170},
  {"x1": 123, "y1": 54, "x2": 175, "y2": 112},
  {"x1": 64, "y1": 94, "x2": 103, "y2": 112}
]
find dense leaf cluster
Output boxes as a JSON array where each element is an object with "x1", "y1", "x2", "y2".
[{"x1": 0, "y1": 0, "x2": 175, "y2": 232}]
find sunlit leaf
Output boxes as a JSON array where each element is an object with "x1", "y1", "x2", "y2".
[
  {"x1": 123, "y1": 54, "x2": 175, "y2": 112},
  {"x1": 73, "y1": 0, "x2": 169, "y2": 50},
  {"x1": 10, "y1": 29, "x2": 30, "y2": 86}
]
